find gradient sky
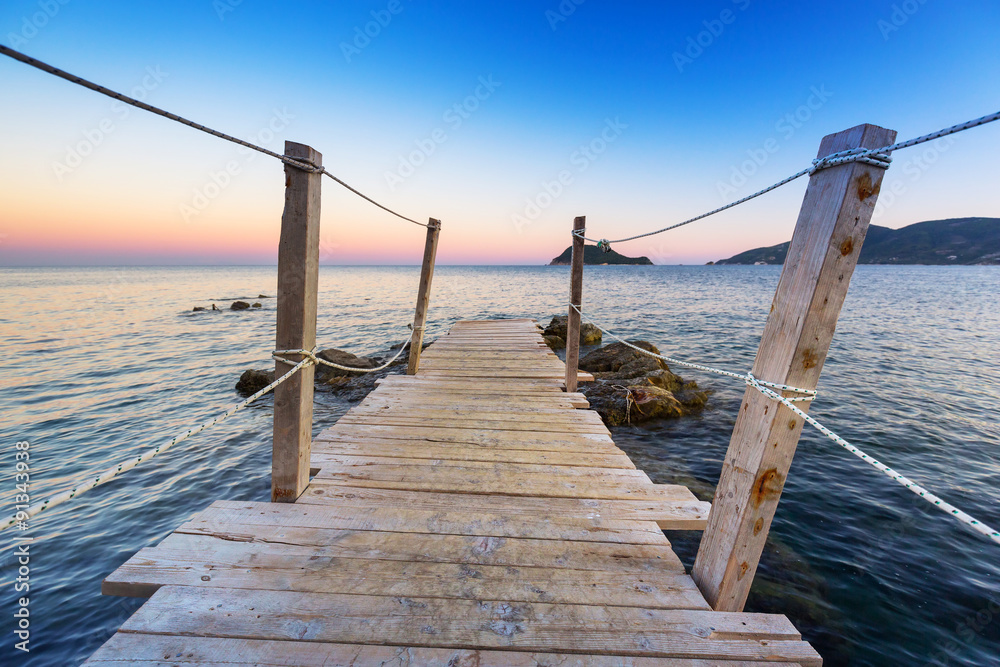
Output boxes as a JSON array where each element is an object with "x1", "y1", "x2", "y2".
[{"x1": 1, "y1": 0, "x2": 998, "y2": 265}]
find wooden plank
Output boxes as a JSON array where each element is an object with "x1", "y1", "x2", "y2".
[
  {"x1": 184, "y1": 501, "x2": 671, "y2": 545},
  {"x1": 407, "y1": 218, "x2": 442, "y2": 374},
  {"x1": 314, "y1": 424, "x2": 619, "y2": 451},
  {"x1": 344, "y1": 407, "x2": 606, "y2": 425},
  {"x1": 104, "y1": 542, "x2": 709, "y2": 609},
  {"x1": 117, "y1": 586, "x2": 822, "y2": 664},
  {"x1": 165, "y1": 522, "x2": 684, "y2": 572},
  {"x1": 335, "y1": 415, "x2": 608, "y2": 434},
  {"x1": 312, "y1": 455, "x2": 649, "y2": 482},
  {"x1": 311, "y1": 440, "x2": 635, "y2": 468},
  {"x1": 271, "y1": 140, "x2": 322, "y2": 502},
  {"x1": 300, "y1": 485, "x2": 711, "y2": 530},
  {"x1": 86, "y1": 633, "x2": 804, "y2": 666},
  {"x1": 693, "y1": 123, "x2": 896, "y2": 613}
]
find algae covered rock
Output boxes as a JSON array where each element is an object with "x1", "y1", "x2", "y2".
[
  {"x1": 235, "y1": 369, "x2": 275, "y2": 396},
  {"x1": 577, "y1": 340, "x2": 710, "y2": 426},
  {"x1": 543, "y1": 315, "x2": 602, "y2": 346},
  {"x1": 315, "y1": 348, "x2": 379, "y2": 379}
]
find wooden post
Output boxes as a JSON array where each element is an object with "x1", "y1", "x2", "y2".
[
  {"x1": 407, "y1": 218, "x2": 442, "y2": 375},
  {"x1": 564, "y1": 216, "x2": 586, "y2": 392},
  {"x1": 272, "y1": 141, "x2": 322, "y2": 502},
  {"x1": 692, "y1": 123, "x2": 896, "y2": 611}
]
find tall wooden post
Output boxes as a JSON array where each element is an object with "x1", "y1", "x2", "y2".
[
  {"x1": 564, "y1": 216, "x2": 586, "y2": 392},
  {"x1": 407, "y1": 218, "x2": 442, "y2": 375},
  {"x1": 272, "y1": 141, "x2": 322, "y2": 502},
  {"x1": 692, "y1": 124, "x2": 896, "y2": 611}
]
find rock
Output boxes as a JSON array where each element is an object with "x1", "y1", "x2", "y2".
[
  {"x1": 315, "y1": 348, "x2": 379, "y2": 379},
  {"x1": 252, "y1": 302, "x2": 262, "y2": 308},
  {"x1": 543, "y1": 315, "x2": 602, "y2": 346},
  {"x1": 577, "y1": 340, "x2": 710, "y2": 425},
  {"x1": 231, "y1": 301, "x2": 251, "y2": 311},
  {"x1": 235, "y1": 369, "x2": 274, "y2": 396},
  {"x1": 257, "y1": 294, "x2": 271, "y2": 299},
  {"x1": 192, "y1": 306, "x2": 206, "y2": 312},
  {"x1": 543, "y1": 335, "x2": 565, "y2": 351},
  {"x1": 579, "y1": 341, "x2": 664, "y2": 374}
]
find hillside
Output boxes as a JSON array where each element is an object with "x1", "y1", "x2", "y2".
[
  {"x1": 716, "y1": 217, "x2": 1000, "y2": 265},
  {"x1": 549, "y1": 245, "x2": 653, "y2": 265}
]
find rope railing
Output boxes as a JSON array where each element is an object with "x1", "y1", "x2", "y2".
[
  {"x1": 576, "y1": 110, "x2": 1000, "y2": 250},
  {"x1": 0, "y1": 45, "x2": 428, "y2": 228},
  {"x1": 1, "y1": 330, "x2": 416, "y2": 533},
  {"x1": 571, "y1": 304, "x2": 1000, "y2": 546}
]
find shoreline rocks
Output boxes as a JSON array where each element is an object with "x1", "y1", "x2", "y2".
[
  {"x1": 578, "y1": 340, "x2": 710, "y2": 426},
  {"x1": 542, "y1": 315, "x2": 602, "y2": 350}
]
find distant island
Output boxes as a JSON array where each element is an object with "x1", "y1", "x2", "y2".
[
  {"x1": 715, "y1": 217, "x2": 1000, "y2": 265},
  {"x1": 550, "y1": 245, "x2": 653, "y2": 266}
]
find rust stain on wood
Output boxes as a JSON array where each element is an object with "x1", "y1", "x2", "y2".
[
  {"x1": 856, "y1": 173, "x2": 879, "y2": 201},
  {"x1": 839, "y1": 237, "x2": 854, "y2": 257},
  {"x1": 751, "y1": 468, "x2": 784, "y2": 507}
]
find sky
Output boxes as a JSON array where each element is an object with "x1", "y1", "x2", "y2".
[{"x1": 0, "y1": 0, "x2": 998, "y2": 265}]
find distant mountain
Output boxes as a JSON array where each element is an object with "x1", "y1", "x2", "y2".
[
  {"x1": 716, "y1": 217, "x2": 1000, "y2": 265},
  {"x1": 549, "y1": 245, "x2": 653, "y2": 266}
]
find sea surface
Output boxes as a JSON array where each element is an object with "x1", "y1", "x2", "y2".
[{"x1": 0, "y1": 265, "x2": 998, "y2": 666}]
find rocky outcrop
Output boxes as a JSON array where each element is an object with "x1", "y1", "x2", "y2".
[
  {"x1": 578, "y1": 341, "x2": 710, "y2": 426},
  {"x1": 543, "y1": 315, "x2": 602, "y2": 350},
  {"x1": 231, "y1": 301, "x2": 251, "y2": 311},
  {"x1": 235, "y1": 369, "x2": 275, "y2": 396}
]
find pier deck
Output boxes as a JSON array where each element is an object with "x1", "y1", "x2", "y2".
[{"x1": 87, "y1": 319, "x2": 821, "y2": 665}]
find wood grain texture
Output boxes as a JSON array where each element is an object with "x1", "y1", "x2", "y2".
[
  {"x1": 693, "y1": 123, "x2": 896, "y2": 612},
  {"x1": 271, "y1": 141, "x2": 322, "y2": 503}
]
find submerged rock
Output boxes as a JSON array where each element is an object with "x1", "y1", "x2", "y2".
[
  {"x1": 231, "y1": 301, "x2": 251, "y2": 311},
  {"x1": 252, "y1": 302, "x2": 262, "y2": 308},
  {"x1": 257, "y1": 294, "x2": 271, "y2": 299},
  {"x1": 543, "y1": 315, "x2": 602, "y2": 346},
  {"x1": 235, "y1": 369, "x2": 274, "y2": 396},
  {"x1": 192, "y1": 306, "x2": 206, "y2": 312},
  {"x1": 578, "y1": 340, "x2": 710, "y2": 426}
]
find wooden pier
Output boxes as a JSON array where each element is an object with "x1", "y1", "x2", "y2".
[{"x1": 87, "y1": 319, "x2": 820, "y2": 665}]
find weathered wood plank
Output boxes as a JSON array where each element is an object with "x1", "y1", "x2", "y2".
[
  {"x1": 186, "y1": 501, "x2": 671, "y2": 545},
  {"x1": 117, "y1": 587, "x2": 821, "y2": 664},
  {"x1": 300, "y1": 485, "x2": 711, "y2": 530},
  {"x1": 166, "y1": 523, "x2": 683, "y2": 572},
  {"x1": 311, "y1": 440, "x2": 634, "y2": 468},
  {"x1": 104, "y1": 542, "x2": 709, "y2": 609},
  {"x1": 86, "y1": 633, "x2": 804, "y2": 666}
]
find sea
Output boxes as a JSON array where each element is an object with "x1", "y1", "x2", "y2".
[{"x1": 0, "y1": 264, "x2": 998, "y2": 666}]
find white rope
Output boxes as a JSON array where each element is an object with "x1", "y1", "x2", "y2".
[
  {"x1": 1, "y1": 355, "x2": 314, "y2": 532},
  {"x1": 747, "y1": 376, "x2": 1000, "y2": 546},
  {"x1": 577, "y1": 109, "x2": 1000, "y2": 248},
  {"x1": 0, "y1": 45, "x2": 429, "y2": 229},
  {"x1": 569, "y1": 304, "x2": 816, "y2": 400},
  {"x1": 274, "y1": 335, "x2": 411, "y2": 374},
  {"x1": 573, "y1": 305, "x2": 1000, "y2": 545}
]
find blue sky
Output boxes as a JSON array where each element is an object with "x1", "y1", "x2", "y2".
[{"x1": 1, "y1": 0, "x2": 998, "y2": 264}]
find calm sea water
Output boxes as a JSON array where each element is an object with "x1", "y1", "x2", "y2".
[{"x1": 0, "y1": 265, "x2": 998, "y2": 666}]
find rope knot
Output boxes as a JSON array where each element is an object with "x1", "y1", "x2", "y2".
[
  {"x1": 810, "y1": 147, "x2": 892, "y2": 175},
  {"x1": 597, "y1": 239, "x2": 612, "y2": 253}
]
